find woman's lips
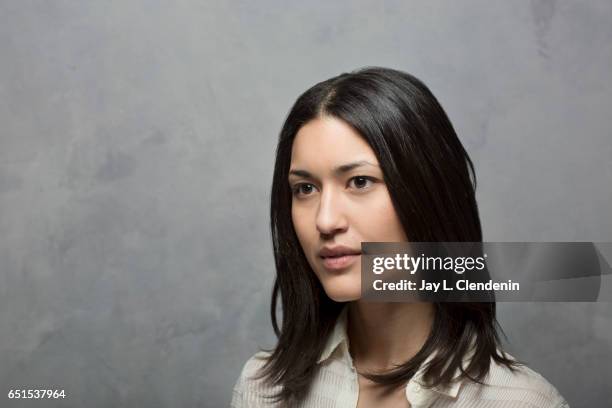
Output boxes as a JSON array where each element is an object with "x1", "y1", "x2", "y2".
[{"x1": 321, "y1": 254, "x2": 361, "y2": 270}]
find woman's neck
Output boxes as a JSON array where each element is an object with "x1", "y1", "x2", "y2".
[{"x1": 346, "y1": 301, "x2": 435, "y2": 372}]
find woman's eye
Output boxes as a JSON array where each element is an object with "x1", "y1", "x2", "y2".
[
  {"x1": 349, "y1": 176, "x2": 375, "y2": 190},
  {"x1": 292, "y1": 183, "x2": 316, "y2": 196}
]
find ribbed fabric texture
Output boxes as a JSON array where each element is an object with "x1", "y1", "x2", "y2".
[
  {"x1": 231, "y1": 309, "x2": 569, "y2": 407},
  {"x1": 231, "y1": 351, "x2": 569, "y2": 407}
]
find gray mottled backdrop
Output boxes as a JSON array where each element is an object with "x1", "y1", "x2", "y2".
[{"x1": 1, "y1": 1, "x2": 611, "y2": 407}]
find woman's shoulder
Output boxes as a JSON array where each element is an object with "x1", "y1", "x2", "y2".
[
  {"x1": 463, "y1": 354, "x2": 570, "y2": 407},
  {"x1": 231, "y1": 351, "x2": 281, "y2": 408},
  {"x1": 239, "y1": 350, "x2": 273, "y2": 379}
]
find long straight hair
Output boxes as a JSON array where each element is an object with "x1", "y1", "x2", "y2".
[{"x1": 260, "y1": 67, "x2": 517, "y2": 405}]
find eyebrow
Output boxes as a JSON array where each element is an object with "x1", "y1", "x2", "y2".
[{"x1": 288, "y1": 160, "x2": 380, "y2": 179}]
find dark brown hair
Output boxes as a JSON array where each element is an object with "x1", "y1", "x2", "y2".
[{"x1": 259, "y1": 66, "x2": 518, "y2": 405}]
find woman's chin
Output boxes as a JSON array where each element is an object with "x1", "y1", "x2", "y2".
[{"x1": 322, "y1": 282, "x2": 362, "y2": 303}]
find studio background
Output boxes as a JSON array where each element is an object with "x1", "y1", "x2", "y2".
[{"x1": 1, "y1": 1, "x2": 611, "y2": 407}]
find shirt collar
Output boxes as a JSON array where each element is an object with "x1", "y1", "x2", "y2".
[
  {"x1": 316, "y1": 305, "x2": 349, "y2": 364},
  {"x1": 316, "y1": 305, "x2": 476, "y2": 399}
]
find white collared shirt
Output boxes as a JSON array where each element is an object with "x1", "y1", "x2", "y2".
[{"x1": 231, "y1": 307, "x2": 569, "y2": 407}]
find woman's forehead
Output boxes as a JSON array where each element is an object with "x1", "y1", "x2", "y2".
[{"x1": 290, "y1": 117, "x2": 378, "y2": 167}]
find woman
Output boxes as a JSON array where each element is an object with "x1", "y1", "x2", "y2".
[{"x1": 231, "y1": 67, "x2": 569, "y2": 407}]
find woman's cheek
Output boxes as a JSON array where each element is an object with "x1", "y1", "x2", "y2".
[
  {"x1": 292, "y1": 209, "x2": 313, "y2": 250},
  {"x1": 365, "y1": 190, "x2": 406, "y2": 241}
]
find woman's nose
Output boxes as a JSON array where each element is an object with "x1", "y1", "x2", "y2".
[{"x1": 315, "y1": 188, "x2": 348, "y2": 236}]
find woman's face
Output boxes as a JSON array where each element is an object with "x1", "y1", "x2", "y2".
[{"x1": 289, "y1": 116, "x2": 408, "y2": 302}]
